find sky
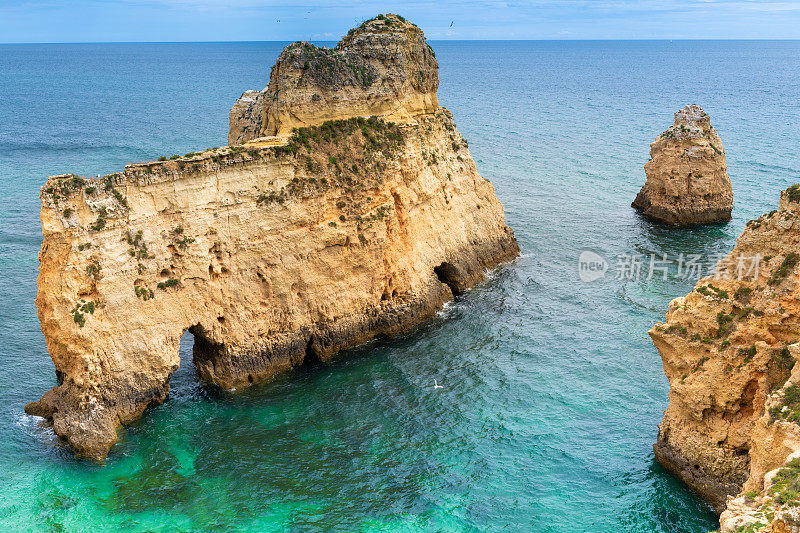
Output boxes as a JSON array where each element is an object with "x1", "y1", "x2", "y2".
[{"x1": 0, "y1": 0, "x2": 798, "y2": 43}]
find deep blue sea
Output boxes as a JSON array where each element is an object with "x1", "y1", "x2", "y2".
[{"x1": 1, "y1": 40, "x2": 799, "y2": 532}]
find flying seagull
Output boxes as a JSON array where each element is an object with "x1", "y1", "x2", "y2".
[
  {"x1": 433, "y1": 379, "x2": 444, "y2": 389},
  {"x1": 450, "y1": 21, "x2": 454, "y2": 27}
]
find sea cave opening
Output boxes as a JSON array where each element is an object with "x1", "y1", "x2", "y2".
[
  {"x1": 173, "y1": 324, "x2": 224, "y2": 391},
  {"x1": 172, "y1": 327, "x2": 200, "y2": 391},
  {"x1": 434, "y1": 261, "x2": 463, "y2": 296}
]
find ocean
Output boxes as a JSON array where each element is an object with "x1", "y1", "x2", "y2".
[{"x1": 1, "y1": 40, "x2": 799, "y2": 532}]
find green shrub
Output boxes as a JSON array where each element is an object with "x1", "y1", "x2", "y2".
[
  {"x1": 157, "y1": 278, "x2": 179, "y2": 290},
  {"x1": 716, "y1": 311, "x2": 736, "y2": 337},
  {"x1": 134, "y1": 285, "x2": 154, "y2": 300},
  {"x1": 126, "y1": 229, "x2": 151, "y2": 259},
  {"x1": 765, "y1": 457, "x2": 800, "y2": 510},
  {"x1": 738, "y1": 344, "x2": 757, "y2": 363},
  {"x1": 692, "y1": 356, "x2": 709, "y2": 372},
  {"x1": 112, "y1": 189, "x2": 128, "y2": 208},
  {"x1": 786, "y1": 184, "x2": 800, "y2": 203},
  {"x1": 70, "y1": 299, "x2": 101, "y2": 327},
  {"x1": 734, "y1": 286, "x2": 753, "y2": 303},
  {"x1": 176, "y1": 236, "x2": 195, "y2": 250},
  {"x1": 665, "y1": 324, "x2": 688, "y2": 336},
  {"x1": 89, "y1": 208, "x2": 107, "y2": 231},
  {"x1": 257, "y1": 191, "x2": 287, "y2": 205},
  {"x1": 86, "y1": 260, "x2": 101, "y2": 280},
  {"x1": 768, "y1": 252, "x2": 800, "y2": 285}
]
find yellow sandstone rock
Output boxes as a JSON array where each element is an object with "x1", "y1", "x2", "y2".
[
  {"x1": 25, "y1": 16, "x2": 518, "y2": 460},
  {"x1": 633, "y1": 104, "x2": 733, "y2": 225},
  {"x1": 229, "y1": 14, "x2": 438, "y2": 144},
  {"x1": 651, "y1": 186, "x2": 800, "y2": 522}
]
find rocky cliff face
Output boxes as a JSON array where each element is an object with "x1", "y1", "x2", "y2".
[
  {"x1": 26, "y1": 16, "x2": 518, "y2": 460},
  {"x1": 632, "y1": 104, "x2": 733, "y2": 226},
  {"x1": 229, "y1": 13, "x2": 438, "y2": 144},
  {"x1": 650, "y1": 186, "x2": 800, "y2": 522}
]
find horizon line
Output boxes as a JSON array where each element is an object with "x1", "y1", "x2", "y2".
[{"x1": 2, "y1": 38, "x2": 800, "y2": 45}]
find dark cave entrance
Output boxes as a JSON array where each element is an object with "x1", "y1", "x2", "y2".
[
  {"x1": 175, "y1": 324, "x2": 224, "y2": 389},
  {"x1": 434, "y1": 261, "x2": 463, "y2": 296},
  {"x1": 300, "y1": 335, "x2": 323, "y2": 369},
  {"x1": 173, "y1": 328, "x2": 199, "y2": 389}
]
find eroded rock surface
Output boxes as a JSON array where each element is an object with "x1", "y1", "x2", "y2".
[
  {"x1": 26, "y1": 16, "x2": 518, "y2": 460},
  {"x1": 632, "y1": 104, "x2": 733, "y2": 225},
  {"x1": 651, "y1": 186, "x2": 800, "y2": 520},
  {"x1": 228, "y1": 13, "x2": 438, "y2": 144}
]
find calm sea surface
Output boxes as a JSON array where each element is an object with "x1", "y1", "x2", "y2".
[{"x1": 1, "y1": 40, "x2": 799, "y2": 532}]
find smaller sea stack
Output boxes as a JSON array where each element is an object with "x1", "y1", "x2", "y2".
[{"x1": 632, "y1": 104, "x2": 732, "y2": 226}]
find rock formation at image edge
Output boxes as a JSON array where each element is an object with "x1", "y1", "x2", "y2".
[{"x1": 651, "y1": 185, "x2": 800, "y2": 530}]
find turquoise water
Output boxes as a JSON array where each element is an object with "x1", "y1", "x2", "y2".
[{"x1": 1, "y1": 41, "x2": 799, "y2": 531}]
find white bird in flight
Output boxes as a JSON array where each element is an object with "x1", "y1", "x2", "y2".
[{"x1": 433, "y1": 379, "x2": 444, "y2": 389}]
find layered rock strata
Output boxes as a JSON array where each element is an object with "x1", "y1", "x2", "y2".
[
  {"x1": 26, "y1": 16, "x2": 518, "y2": 460},
  {"x1": 229, "y1": 13, "x2": 438, "y2": 144},
  {"x1": 651, "y1": 186, "x2": 800, "y2": 524},
  {"x1": 632, "y1": 104, "x2": 733, "y2": 225}
]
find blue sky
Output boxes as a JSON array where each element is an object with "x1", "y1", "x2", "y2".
[{"x1": 0, "y1": 0, "x2": 798, "y2": 42}]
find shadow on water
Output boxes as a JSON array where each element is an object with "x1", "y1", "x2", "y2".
[
  {"x1": 161, "y1": 296, "x2": 463, "y2": 405},
  {"x1": 628, "y1": 213, "x2": 737, "y2": 260}
]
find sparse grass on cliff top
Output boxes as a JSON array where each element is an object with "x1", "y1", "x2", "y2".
[
  {"x1": 695, "y1": 283, "x2": 729, "y2": 299},
  {"x1": 351, "y1": 14, "x2": 414, "y2": 34},
  {"x1": 770, "y1": 385, "x2": 800, "y2": 424},
  {"x1": 266, "y1": 116, "x2": 404, "y2": 212},
  {"x1": 786, "y1": 184, "x2": 800, "y2": 203},
  {"x1": 768, "y1": 457, "x2": 800, "y2": 508},
  {"x1": 288, "y1": 41, "x2": 377, "y2": 89},
  {"x1": 276, "y1": 116, "x2": 403, "y2": 158},
  {"x1": 768, "y1": 253, "x2": 800, "y2": 286}
]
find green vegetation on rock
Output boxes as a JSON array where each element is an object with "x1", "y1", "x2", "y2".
[{"x1": 768, "y1": 253, "x2": 799, "y2": 286}]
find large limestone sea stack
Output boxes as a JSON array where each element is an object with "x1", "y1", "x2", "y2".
[
  {"x1": 650, "y1": 185, "x2": 800, "y2": 527},
  {"x1": 632, "y1": 105, "x2": 733, "y2": 225},
  {"x1": 25, "y1": 14, "x2": 519, "y2": 460}
]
